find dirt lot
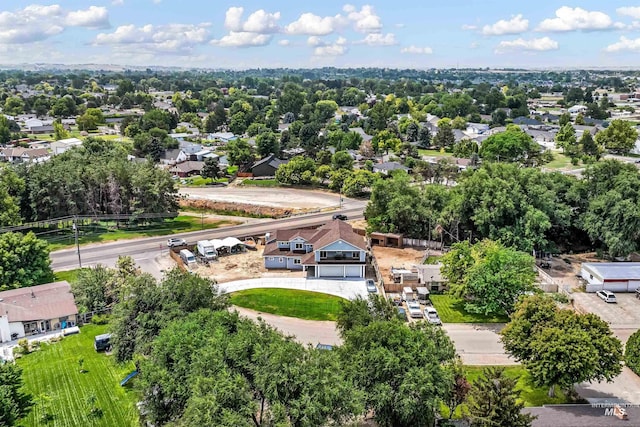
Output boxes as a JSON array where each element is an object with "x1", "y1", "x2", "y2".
[
  {"x1": 180, "y1": 187, "x2": 343, "y2": 210},
  {"x1": 372, "y1": 246, "x2": 427, "y2": 282},
  {"x1": 188, "y1": 244, "x2": 303, "y2": 283},
  {"x1": 537, "y1": 252, "x2": 602, "y2": 291}
]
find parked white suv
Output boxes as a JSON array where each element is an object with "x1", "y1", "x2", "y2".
[
  {"x1": 406, "y1": 301, "x2": 423, "y2": 318},
  {"x1": 424, "y1": 307, "x2": 442, "y2": 325},
  {"x1": 167, "y1": 238, "x2": 187, "y2": 248},
  {"x1": 596, "y1": 290, "x2": 617, "y2": 303}
]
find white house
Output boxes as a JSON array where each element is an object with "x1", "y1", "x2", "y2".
[
  {"x1": 51, "y1": 138, "x2": 83, "y2": 155},
  {"x1": 580, "y1": 262, "x2": 640, "y2": 293}
]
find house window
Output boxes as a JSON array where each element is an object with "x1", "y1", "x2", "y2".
[
  {"x1": 269, "y1": 257, "x2": 274, "y2": 261},
  {"x1": 294, "y1": 243, "x2": 303, "y2": 250},
  {"x1": 294, "y1": 259, "x2": 301, "y2": 265},
  {"x1": 352, "y1": 252, "x2": 360, "y2": 259},
  {"x1": 431, "y1": 285, "x2": 439, "y2": 292},
  {"x1": 279, "y1": 258, "x2": 284, "y2": 263},
  {"x1": 320, "y1": 251, "x2": 327, "y2": 258}
]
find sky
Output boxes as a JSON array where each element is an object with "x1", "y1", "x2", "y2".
[{"x1": 1, "y1": 1, "x2": 640, "y2": 69}]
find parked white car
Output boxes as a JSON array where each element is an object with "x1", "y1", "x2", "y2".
[
  {"x1": 596, "y1": 290, "x2": 617, "y2": 303},
  {"x1": 424, "y1": 307, "x2": 442, "y2": 325},
  {"x1": 406, "y1": 301, "x2": 423, "y2": 318}
]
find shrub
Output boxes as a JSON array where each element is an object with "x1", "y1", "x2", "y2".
[
  {"x1": 552, "y1": 293, "x2": 570, "y2": 304},
  {"x1": 625, "y1": 329, "x2": 640, "y2": 376},
  {"x1": 18, "y1": 338, "x2": 30, "y2": 354},
  {"x1": 91, "y1": 314, "x2": 111, "y2": 325}
]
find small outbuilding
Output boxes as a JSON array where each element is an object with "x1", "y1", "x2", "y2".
[{"x1": 580, "y1": 262, "x2": 640, "y2": 293}]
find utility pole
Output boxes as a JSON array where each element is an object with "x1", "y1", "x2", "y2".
[
  {"x1": 73, "y1": 216, "x2": 82, "y2": 268},
  {"x1": 201, "y1": 210, "x2": 204, "y2": 230}
]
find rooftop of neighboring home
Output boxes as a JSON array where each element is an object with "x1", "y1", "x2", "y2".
[
  {"x1": 582, "y1": 262, "x2": 640, "y2": 280},
  {"x1": 0, "y1": 281, "x2": 78, "y2": 323}
]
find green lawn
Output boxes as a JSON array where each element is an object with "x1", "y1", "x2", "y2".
[
  {"x1": 441, "y1": 365, "x2": 572, "y2": 418},
  {"x1": 418, "y1": 149, "x2": 454, "y2": 157},
  {"x1": 545, "y1": 152, "x2": 583, "y2": 170},
  {"x1": 241, "y1": 179, "x2": 279, "y2": 187},
  {"x1": 423, "y1": 255, "x2": 441, "y2": 264},
  {"x1": 16, "y1": 324, "x2": 139, "y2": 427},
  {"x1": 46, "y1": 216, "x2": 236, "y2": 250},
  {"x1": 430, "y1": 295, "x2": 509, "y2": 323},
  {"x1": 182, "y1": 175, "x2": 229, "y2": 186},
  {"x1": 230, "y1": 288, "x2": 344, "y2": 321},
  {"x1": 54, "y1": 268, "x2": 86, "y2": 284}
]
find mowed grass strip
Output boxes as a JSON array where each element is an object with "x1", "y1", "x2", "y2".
[
  {"x1": 230, "y1": 288, "x2": 344, "y2": 321},
  {"x1": 17, "y1": 324, "x2": 139, "y2": 427},
  {"x1": 430, "y1": 294, "x2": 509, "y2": 323}
]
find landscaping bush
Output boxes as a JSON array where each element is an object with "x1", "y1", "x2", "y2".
[
  {"x1": 625, "y1": 329, "x2": 640, "y2": 376},
  {"x1": 91, "y1": 314, "x2": 111, "y2": 325},
  {"x1": 18, "y1": 338, "x2": 30, "y2": 354},
  {"x1": 551, "y1": 293, "x2": 570, "y2": 304}
]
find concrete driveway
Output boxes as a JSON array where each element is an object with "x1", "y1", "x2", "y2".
[
  {"x1": 572, "y1": 293, "x2": 640, "y2": 329},
  {"x1": 219, "y1": 277, "x2": 368, "y2": 300},
  {"x1": 442, "y1": 323, "x2": 518, "y2": 366}
]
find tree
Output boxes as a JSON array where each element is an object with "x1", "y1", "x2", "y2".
[
  {"x1": 417, "y1": 125, "x2": 431, "y2": 148},
  {"x1": 50, "y1": 96, "x2": 77, "y2": 117},
  {"x1": 625, "y1": 329, "x2": 640, "y2": 376},
  {"x1": 71, "y1": 265, "x2": 115, "y2": 313},
  {"x1": 339, "y1": 320, "x2": 456, "y2": 427},
  {"x1": 406, "y1": 121, "x2": 419, "y2": 142},
  {"x1": 490, "y1": 109, "x2": 508, "y2": 126},
  {"x1": 555, "y1": 123, "x2": 577, "y2": 156},
  {"x1": 0, "y1": 166, "x2": 24, "y2": 227},
  {"x1": 479, "y1": 125, "x2": 545, "y2": 166},
  {"x1": 501, "y1": 295, "x2": 623, "y2": 397},
  {"x1": 204, "y1": 103, "x2": 227, "y2": 132},
  {"x1": 53, "y1": 122, "x2": 69, "y2": 140},
  {"x1": 0, "y1": 116, "x2": 11, "y2": 144},
  {"x1": 441, "y1": 240, "x2": 537, "y2": 316},
  {"x1": 558, "y1": 112, "x2": 571, "y2": 126},
  {"x1": 452, "y1": 139, "x2": 477, "y2": 158},
  {"x1": 255, "y1": 131, "x2": 279, "y2": 157},
  {"x1": 275, "y1": 156, "x2": 316, "y2": 185},
  {"x1": 0, "y1": 364, "x2": 33, "y2": 426},
  {"x1": 201, "y1": 157, "x2": 221, "y2": 180},
  {"x1": 0, "y1": 232, "x2": 53, "y2": 290},
  {"x1": 342, "y1": 169, "x2": 375, "y2": 197},
  {"x1": 444, "y1": 358, "x2": 471, "y2": 420},
  {"x1": 226, "y1": 139, "x2": 255, "y2": 166},
  {"x1": 467, "y1": 367, "x2": 536, "y2": 427},
  {"x1": 433, "y1": 119, "x2": 455, "y2": 150},
  {"x1": 595, "y1": 119, "x2": 638, "y2": 155},
  {"x1": 579, "y1": 131, "x2": 601, "y2": 159},
  {"x1": 335, "y1": 294, "x2": 397, "y2": 336},
  {"x1": 331, "y1": 150, "x2": 354, "y2": 170}
]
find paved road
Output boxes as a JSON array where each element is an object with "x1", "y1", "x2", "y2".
[{"x1": 51, "y1": 204, "x2": 365, "y2": 271}]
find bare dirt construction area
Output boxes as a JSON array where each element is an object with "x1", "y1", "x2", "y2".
[
  {"x1": 372, "y1": 246, "x2": 426, "y2": 283},
  {"x1": 180, "y1": 187, "x2": 342, "y2": 210},
  {"x1": 538, "y1": 252, "x2": 601, "y2": 290},
  {"x1": 189, "y1": 244, "x2": 303, "y2": 283}
]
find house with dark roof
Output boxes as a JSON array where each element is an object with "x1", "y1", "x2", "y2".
[
  {"x1": 263, "y1": 220, "x2": 367, "y2": 278},
  {"x1": 169, "y1": 160, "x2": 205, "y2": 177},
  {"x1": 251, "y1": 154, "x2": 287, "y2": 177},
  {"x1": 0, "y1": 281, "x2": 79, "y2": 342}
]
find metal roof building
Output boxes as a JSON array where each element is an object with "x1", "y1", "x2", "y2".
[{"x1": 580, "y1": 262, "x2": 640, "y2": 293}]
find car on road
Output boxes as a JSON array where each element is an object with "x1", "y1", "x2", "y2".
[
  {"x1": 167, "y1": 238, "x2": 187, "y2": 248},
  {"x1": 396, "y1": 306, "x2": 408, "y2": 322},
  {"x1": 366, "y1": 279, "x2": 377, "y2": 293},
  {"x1": 424, "y1": 307, "x2": 442, "y2": 325},
  {"x1": 596, "y1": 290, "x2": 617, "y2": 303},
  {"x1": 406, "y1": 301, "x2": 423, "y2": 318},
  {"x1": 332, "y1": 214, "x2": 348, "y2": 221}
]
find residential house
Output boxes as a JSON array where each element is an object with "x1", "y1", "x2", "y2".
[
  {"x1": 414, "y1": 264, "x2": 448, "y2": 292},
  {"x1": 176, "y1": 122, "x2": 200, "y2": 135},
  {"x1": 160, "y1": 149, "x2": 188, "y2": 165},
  {"x1": 282, "y1": 147, "x2": 305, "y2": 159},
  {"x1": 373, "y1": 161, "x2": 410, "y2": 176},
  {"x1": 513, "y1": 117, "x2": 542, "y2": 126},
  {"x1": 0, "y1": 281, "x2": 79, "y2": 343},
  {"x1": 568, "y1": 105, "x2": 588, "y2": 116},
  {"x1": 350, "y1": 127, "x2": 374, "y2": 143},
  {"x1": 169, "y1": 161, "x2": 204, "y2": 177},
  {"x1": 251, "y1": 154, "x2": 287, "y2": 177},
  {"x1": 208, "y1": 132, "x2": 237, "y2": 143},
  {"x1": 0, "y1": 147, "x2": 50, "y2": 163},
  {"x1": 51, "y1": 138, "x2": 83, "y2": 155},
  {"x1": 264, "y1": 220, "x2": 368, "y2": 278}
]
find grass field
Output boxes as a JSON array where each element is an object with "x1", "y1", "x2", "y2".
[
  {"x1": 230, "y1": 288, "x2": 344, "y2": 321},
  {"x1": 241, "y1": 179, "x2": 280, "y2": 187},
  {"x1": 16, "y1": 324, "x2": 139, "y2": 427},
  {"x1": 46, "y1": 215, "x2": 236, "y2": 250},
  {"x1": 430, "y1": 295, "x2": 509, "y2": 323},
  {"x1": 418, "y1": 149, "x2": 454, "y2": 158},
  {"x1": 182, "y1": 175, "x2": 229, "y2": 186},
  {"x1": 441, "y1": 365, "x2": 571, "y2": 418},
  {"x1": 54, "y1": 268, "x2": 85, "y2": 284},
  {"x1": 545, "y1": 152, "x2": 583, "y2": 170}
]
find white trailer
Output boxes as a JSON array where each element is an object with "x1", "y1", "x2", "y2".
[{"x1": 196, "y1": 240, "x2": 217, "y2": 261}]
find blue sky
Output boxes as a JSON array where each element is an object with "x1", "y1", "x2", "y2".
[{"x1": 1, "y1": 1, "x2": 640, "y2": 68}]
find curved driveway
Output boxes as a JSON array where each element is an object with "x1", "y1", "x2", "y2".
[{"x1": 219, "y1": 277, "x2": 368, "y2": 300}]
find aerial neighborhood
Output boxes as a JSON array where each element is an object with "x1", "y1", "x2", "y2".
[{"x1": 2, "y1": 4, "x2": 640, "y2": 427}]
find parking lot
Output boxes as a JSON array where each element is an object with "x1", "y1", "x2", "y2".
[{"x1": 572, "y1": 292, "x2": 640, "y2": 329}]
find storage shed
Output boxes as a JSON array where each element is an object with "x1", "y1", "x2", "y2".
[{"x1": 580, "y1": 263, "x2": 640, "y2": 293}]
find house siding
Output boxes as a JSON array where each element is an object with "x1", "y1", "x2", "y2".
[{"x1": 265, "y1": 257, "x2": 287, "y2": 269}]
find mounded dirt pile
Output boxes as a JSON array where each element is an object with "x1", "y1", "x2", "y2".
[{"x1": 180, "y1": 198, "x2": 298, "y2": 218}]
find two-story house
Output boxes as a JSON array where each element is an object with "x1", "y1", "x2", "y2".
[{"x1": 263, "y1": 220, "x2": 367, "y2": 278}]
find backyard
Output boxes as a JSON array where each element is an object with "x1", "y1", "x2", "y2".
[
  {"x1": 430, "y1": 294, "x2": 509, "y2": 323},
  {"x1": 16, "y1": 324, "x2": 139, "y2": 427},
  {"x1": 229, "y1": 288, "x2": 344, "y2": 321}
]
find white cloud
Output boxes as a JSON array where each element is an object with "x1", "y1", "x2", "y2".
[
  {"x1": 400, "y1": 45, "x2": 433, "y2": 54},
  {"x1": 481, "y1": 14, "x2": 529, "y2": 36},
  {"x1": 112, "y1": 0, "x2": 124, "y2": 5},
  {"x1": 617, "y1": 7, "x2": 640, "y2": 19},
  {"x1": 462, "y1": 24, "x2": 477, "y2": 30},
  {"x1": 223, "y1": 7, "x2": 280, "y2": 34},
  {"x1": 285, "y1": 12, "x2": 346, "y2": 36},
  {"x1": 278, "y1": 39, "x2": 290, "y2": 46},
  {"x1": 307, "y1": 36, "x2": 323, "y2": 46},
  {"x1": 95, "y1": 23, "x2": 211, "y2": 53},
  {"x1": 470, "y1": 41, "x2": 480, "y2": 49},
  {"x1": 0, "y1": 5, "x2": 111, "y2": 44},
  {"x1": 605, "y1": 36, "x2": 640, "y2": 52},
  {"x1": 344, "y1": 4, "x2": 383, "y2": 33},
  {"x1": 152, "y1": 0, "x2": 161, "y2": 4},
  {"x1": 212, "y1": 31, "x2": 272, "y2": 48},
  {"x1": 65, "y1": 6, "x2": 110, "y2": 29},
  {"x1": 495, "y1": 37, "x2": 559, "y2": 53},
  {"x1": 537, "y1": 7, "x2": 615, "y2": 32},
  {"x1": 359, "y1": 33, "x2": 397, "y2": 46},
  {"x1": 314, "y1": 43, "x2": 347, "y2": 56}
]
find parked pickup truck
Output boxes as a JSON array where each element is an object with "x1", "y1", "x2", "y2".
[{"x1": 406, "y1": 301, "x2": 423, "y2": 319}]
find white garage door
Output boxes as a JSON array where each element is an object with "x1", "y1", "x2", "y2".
[
  {"x1": 318, "y1": 266, "x2": 344, "y2": 277},
  {"x1": 604, "y1": 281, "x2": 631, "y2": 292},
  {"x1": 345, "y1": 265, "x2": 362, "y2": 277}
]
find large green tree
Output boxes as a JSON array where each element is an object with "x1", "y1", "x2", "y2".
[
  {"x1": 479, "y1": 125, "x2": 546, "y2": 166},
  {"x1": 441, "y1": 240, "x2": 537, "y2": 316},
  {"x1": 555, "y1": 123, "x2": 577, "y2": 156},
  {"x1": 0, "y1": 232, "x2": 52, "y2": 290},
  {"x1": 625, "y1": 329, "x2": 640, "y2": 376},
  {"x1": 0, "y1": 166, "x2": 24, "y2": 227},
  {"x1": 595, "y1": 119, "x2": 638, "y2": 155},
  {"x1": 501, "y1": 295, "x2": 623, "y2": 397},
  {"x1": 0, "y1": 364, "x2": 32, "y2": 426}
]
